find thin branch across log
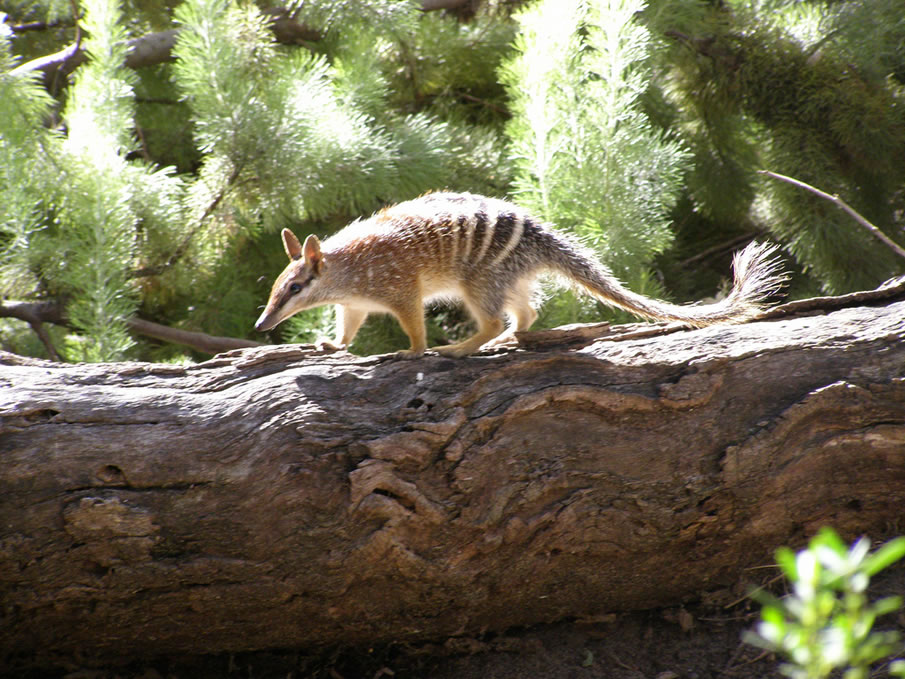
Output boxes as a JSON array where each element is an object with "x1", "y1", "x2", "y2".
[
  {"x1": 0, "y1": 300, "x2": 262, "y2": 356},
  {"x1": 1, "y1": 293, "x2": 904, "y2": 668}
]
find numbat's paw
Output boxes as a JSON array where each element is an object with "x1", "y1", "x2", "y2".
[
  {"x1": 432, "y1": 344, "x2": 477, "y2": 358},
  {"x1": 395, "y1": 348, "x2": 425, "y2": 360},
  {"x1": 315, "y1": 338, "x2": 344, "y2": 352}
]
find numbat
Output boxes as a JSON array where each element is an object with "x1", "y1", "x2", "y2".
[{"x1": 255, "y1": 192, "x2": 785, "y2": 358}]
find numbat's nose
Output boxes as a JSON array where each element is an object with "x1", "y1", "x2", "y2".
[{"x1": 254, "y1": 311, "x2": 275, "y2": 332}]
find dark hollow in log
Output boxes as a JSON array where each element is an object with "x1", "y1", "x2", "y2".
[{"x1": 2, "y1": 293, "x2": 904, "y2": 668}]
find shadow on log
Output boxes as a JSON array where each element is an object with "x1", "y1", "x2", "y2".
[{"x1": 2, "y1": 284, "x2": 905, "y2": 668}]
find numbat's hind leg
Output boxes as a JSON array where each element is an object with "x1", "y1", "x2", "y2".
[
  {"x1": 433, "y1": 316, "x2": 506, "y2": 357},
  {"x1": 433, "y1": 285, "x2": 508, "y2": 357},
  {"x1": 488, "y1": 282, "x2": 538, "y2": 347}
]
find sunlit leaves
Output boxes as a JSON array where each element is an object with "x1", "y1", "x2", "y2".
[
  {"x1": 0, "y1": 19, "x2": 54, "y2": 297},
  {"x1": 747, "y1": 528, "x2": 905, "y2": 679},
  {"x1": 173, "y1": 0, "x2": 503, "y2": 227},
  {"x1": 500, "y1": 0, "x2": 688, "y2": 325},
  {"x1": 56, "y1": 0, "x2": 184, "y2": 361}
]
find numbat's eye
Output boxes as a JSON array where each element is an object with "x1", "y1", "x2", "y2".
[{"x1": 289, "y1": 283, "x2": 302, "y2": 294}]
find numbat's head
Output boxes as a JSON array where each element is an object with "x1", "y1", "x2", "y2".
[{"x1": 254, "y1": 229, "x2": 325, "y2": 333}]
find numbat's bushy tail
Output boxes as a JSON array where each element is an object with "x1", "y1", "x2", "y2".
[{"x1": 255, "y1": 192, "x2": 787, "y2": 358}]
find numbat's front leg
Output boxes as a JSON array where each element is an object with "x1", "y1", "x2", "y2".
[{"x1": 433, "y1": 317, "x2": 506, "y2": 358}]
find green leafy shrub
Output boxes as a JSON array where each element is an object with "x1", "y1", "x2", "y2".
[
  {"x1": 500, "y1": 0, "x2": 690, "y2": 326},
  {"x1": 746, "y1": 527, "x2": 905, "y2": 679}
]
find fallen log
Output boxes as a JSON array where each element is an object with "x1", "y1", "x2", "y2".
[{"x1": 2, "y1": 286, "x2": 905, "y2": 668}]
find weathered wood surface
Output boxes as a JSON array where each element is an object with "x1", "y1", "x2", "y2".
[{"x1": 2, "y1": 290, "x2": 905, "y2": 667}]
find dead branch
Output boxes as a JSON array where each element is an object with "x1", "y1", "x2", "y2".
[
  {"x1": 0, "y1": 300, "x2": 261, "y2": 356},
  {"x1": 760, "y1": 170, "x2": 905, "y2": 261}
]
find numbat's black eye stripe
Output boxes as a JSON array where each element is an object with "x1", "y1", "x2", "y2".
[{"x1": 288, "y1": 276, "x2": 313, "y2": 295}]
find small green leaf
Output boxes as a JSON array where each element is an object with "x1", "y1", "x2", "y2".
[
  {"x1": 749, "y1": 587, "x2": 785, "y2": 612},
  {"x1": 863, "y1": 537, "x2": 905, "y2": 576},
  {"x1": 762, "y1": 604, "x2": 788, "y2": 629},
  {"x1": 742, "y1": 629, "x2": 776, "y2": 651},
  {"x1": 813, "y1": 527, "x2": 848, "y2": 556},
  {"x1": 870, "y1": 595, "x2": 903, "y2": 618},
  {"x1": 776, "y1": 546, "x2": 799, "y2": 580}
]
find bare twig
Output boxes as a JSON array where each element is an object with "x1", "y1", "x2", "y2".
[
  {"x1": 0, "y1": 301, "x2": 65, "y2": 360},
  {"x1": 10, "y1": 29, "x2": 174, "y2": 79},
  {"x1": 456, "y1": 91, "x2": 509, "y2": 116},
  {"x1": 44, "y1": 0, "x2": 84, "y2": 94},
  {"x1": 67, "y1": 0, "x2": 82, "y2": 53},
  {"x1": 27, "y1": 321, "x2": 61, "y2": 361},
  {"x1": 760, "y1": 274, "x2": 905, "y2": 319},
  {"x1": 13, "y1": 42, "x2": 86, "y2": 79},
  {"x1": 125, "y1": 318, "x2": 263, "y2": 354},
  {"x1": 420, "y1": 0, "x2": 470, "y2": 10},
  {"x1": 723, "y1": 572, "x2": 785, "y2": 610},
  {"x1": 9, "y1": 20, "x2": 69, "y2": 33},
  {"x1": 760, "y1": 170, "x2": 905, "y2": 261},
  {"x1": 0, "y1": 300, "x2": 65, "y2": 324}
]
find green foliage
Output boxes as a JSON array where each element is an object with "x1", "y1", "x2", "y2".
[
  {"x1": 3, "y1": 0, "x2": 188, "y2": 362},
  {"x1": 500, "y1": 0, "x2": 689, "y2": 324},
  {"x1": 743, "y1": 22, "x2": 905, "y2": 292},
  {"x1": 133, "y1": 64, "x2": 198, "y2": 173},
  {"x1": 385, "y1": 10, "x2": 516, "y2": 123},
  {"x1": 172, "y1": 0, "x2": 504, "y2": 224},
  {"x1": 5, "y1": 0, "x2": 73, "y2": 23},
  {"x1": 55, "y1": 0, "x2": 141, "y2": 361},
  {"x1": 653, "y1": 0, "x2": 905, "y2": 294},
  {"x1": 747, "y1": 528, "x2": 905, "y2": 679},
  {"x1": 281, "y1": 306, "x2": 335, "y2": 346},
  {"x1": 2, "y1": 0, "x2": 905, "y2": 361},
  {"x1": 0, "y1": 19, "x2": 54, "y2": 297},
  {"x1": 288, "y1": 0, "x2": 421, "y2": 41},
  {"x1": 827, "y1": 0, "x2": 905, "y2": 83}
]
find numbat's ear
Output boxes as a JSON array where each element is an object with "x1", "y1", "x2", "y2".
[
  {"x1": 303, "y1": 234, "x2": 324, "y2": 274},
  {"x1": 282, "y1": 228, "x2": 303, "y2": 261}
]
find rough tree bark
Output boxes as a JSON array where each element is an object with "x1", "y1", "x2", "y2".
[{"x1": 2, "y1": 285, "x2": 905, "y2": 668}]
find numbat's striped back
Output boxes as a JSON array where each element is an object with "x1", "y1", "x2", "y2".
[
  {"x1": 328, "y1": 192, "x2": 537, "y2": 274},
  {"x1": 255, "y1": 192, "x2": 787, "y2": 358}
]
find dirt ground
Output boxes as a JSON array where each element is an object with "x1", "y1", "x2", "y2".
[
  {"x1": 7, "y1": 567, "x2": 905, "y2": 679},
  {"x1": 8, "y1": 607, "x2": 776, "y2": 679}
]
